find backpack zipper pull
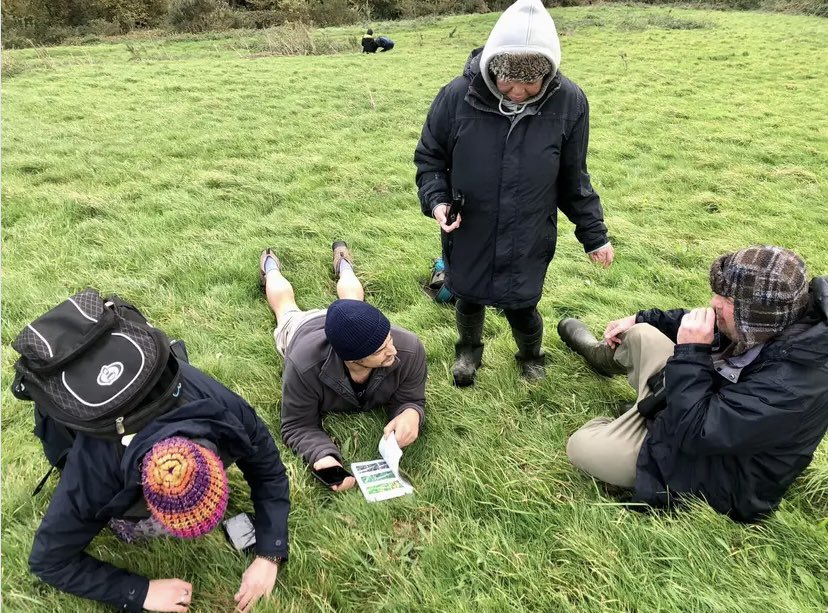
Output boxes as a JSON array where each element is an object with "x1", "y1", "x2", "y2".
[{"x1": 115, "y1": 416, "x2": 125, "y2": 435}]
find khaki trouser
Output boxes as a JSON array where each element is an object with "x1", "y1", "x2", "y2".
[
  {"x1": 273, "y1": 308, "x2": 327, "y2": 357},
  {"x1": 566, "y1": 324, "x2": 676, "y2": 488}
]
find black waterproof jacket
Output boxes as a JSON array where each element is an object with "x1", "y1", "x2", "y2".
[
  {"x1": 415, "y1": 48, "x2": 608, "y2": 309},
  {"x1": 28, "y1": 361, "x2": 290, "y2": 611},
  {"x1": 634, "y1": 277, "x2": 828, "y2": 521}
]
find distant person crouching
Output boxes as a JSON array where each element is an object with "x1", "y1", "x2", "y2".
[
  {"x1": 376, "y1": 36, "x2": 394, "y2": 52},
  {"x1": 361, "y1": 28, "x2": 379, "y2": 53},
  {"x1": 361, "y1": 28, "x2": 394, "y2": 53}
]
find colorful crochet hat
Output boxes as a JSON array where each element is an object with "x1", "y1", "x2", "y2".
[{"x1": 141, "y1": 437, "x2": 229, "y2": 539}]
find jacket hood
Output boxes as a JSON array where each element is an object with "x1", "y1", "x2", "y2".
[
  {"x1": 95, "y1": 399, "x2": 257, "y2": 519},
  {"x1": 479, "y1": 0, "x2": 561, "y2": 109},
  {"x1": 463, "y1": 47, "x2": 484, "y2": 80},
  {"x1": 780, "y1": 276, "x2": 828, "y2": 367},
  {"x1": 121, "y1": 400, "x2": 255, "y2": 482}
]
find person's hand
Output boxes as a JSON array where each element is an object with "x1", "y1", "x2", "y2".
[
  {"x1": 677, "y1": 307, "x2": 715, "y2": 345},
  {"x1": 433, "y1": 203, "x2": 461, "y2": 233},
  {"x1": 384, "y1": 408, "x2": 421, "y2": 447},
  {"x1": 603, "y1": 315, "x2": 637, "y2": 349},
  {"x1": 233, "y1": 557, "x2": 279, "y2": 613},
  {"x1": 588, "y1": 244, "x2": 614, "y2": 268},
  {"x1": 313, "y1": 455, "x2": 355, "y2": 492},
  {"x1": 143, "y1": 579, "x2": 192, "y2": 612}
]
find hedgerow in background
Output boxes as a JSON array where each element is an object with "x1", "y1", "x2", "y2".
[{"x1": 2, "y1": 0, "x2": 827, "y2": 47}]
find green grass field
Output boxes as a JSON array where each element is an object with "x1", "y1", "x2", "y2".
[{"x1": 2, "y1": 6, "x2": 828, "y2": 612}]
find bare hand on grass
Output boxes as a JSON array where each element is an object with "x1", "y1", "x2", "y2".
[
  {"x1": 233, "y1": 557, "x2": 278, "y2": 613},
  {"x1": 144, "y1": 579, "x2": 192, "y2": 612},
  {"x1": 589, "y1": 244, "x2": 615, "y2": 268}
]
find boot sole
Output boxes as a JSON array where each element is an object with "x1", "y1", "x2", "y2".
[{"x1": 452, "y1": 374, "x2": 475, "y2": 387}]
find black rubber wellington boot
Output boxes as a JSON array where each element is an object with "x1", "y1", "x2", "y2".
[
  {"x1": 557, "y1": 318, "x2": 626, "y2": 377},
  {"x1": 452, "y1": 309, "x2": 485, "y2": 387},
  {"x1": 513, "y1": 325, "x2": 546, "y2": 381}
]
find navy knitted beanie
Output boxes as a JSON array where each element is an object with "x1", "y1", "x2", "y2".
[{"x1": 325, "y1": 299, "x2": 391, "y2": 361}]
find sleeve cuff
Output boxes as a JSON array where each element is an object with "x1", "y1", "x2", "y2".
[
  {"x1": 309, "y1": 446, "x2": 343, "y2": 468},
  {"x1": 585, "y1": 241, "x2": 610, "y2": 254},
  {"x1": 122, "y1": 575, "x2": 150, "y2": 612},
  {"x1": 635, "y1": 311, "x2": 646, "y2": 324},
  {"x1": 673, "y1": 343, "x2": 713, "y2": 356},
  {"x1": 255, "y1": 539, "x2": 289, "y2": 560},
  {"x1": 429, "y1": 198, "x2": 450, "y2": 216}
]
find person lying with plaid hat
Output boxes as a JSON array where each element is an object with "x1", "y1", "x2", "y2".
[{"x1": 558, "y1": 245, "x2": 828, "y2": 521}]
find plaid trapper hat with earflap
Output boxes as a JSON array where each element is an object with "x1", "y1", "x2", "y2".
[{"x1": 709, "y1": 245, "x2": 809, "y2": 352}]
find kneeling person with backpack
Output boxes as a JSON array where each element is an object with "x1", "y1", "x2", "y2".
[{"x1": 12, "y1": 289, "x2": 290, "y2": 612}]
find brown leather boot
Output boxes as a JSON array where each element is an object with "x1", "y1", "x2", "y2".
[
  {"x1": 557, "y1": 318, "x2": 626, "y2": 377},
  {"x1": 331, "y1": 240, "x2": 354, "y2": 277}
]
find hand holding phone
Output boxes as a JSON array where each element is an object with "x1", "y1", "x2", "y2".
[
  {"x1": 447, "y1": 192, "x2": 465, "y2": 225},
  {"x1": 312, "y1": 465, "x2": 353, "y2": 488}
]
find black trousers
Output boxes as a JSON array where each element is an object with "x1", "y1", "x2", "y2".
[{"x1": 455, "y1": 299, "x2": 542, "y2": 335}]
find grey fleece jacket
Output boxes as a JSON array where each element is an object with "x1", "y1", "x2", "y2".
[{"x1": 280, "y1": 314, "x2": 427, "y2": 466}]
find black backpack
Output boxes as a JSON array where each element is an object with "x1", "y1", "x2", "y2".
[{"x1": 11, "y1": 288, "x2": 187, "y2": 492}]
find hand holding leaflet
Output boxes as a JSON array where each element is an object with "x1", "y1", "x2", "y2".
[{"x1": 351, "y1": 433, "x2": 413, "y2": 502}]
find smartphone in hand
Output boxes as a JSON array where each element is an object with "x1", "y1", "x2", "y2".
[
  {"x1": 312, "y1": 465, "x2": 352, "y2": 488},
  {"x1": 447, "y1": 192, "x2": 465, "y2": 225}
]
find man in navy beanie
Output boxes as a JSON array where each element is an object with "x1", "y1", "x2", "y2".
[{"x1": 259, "y1": 241, "x2": 427, "y2": 491}]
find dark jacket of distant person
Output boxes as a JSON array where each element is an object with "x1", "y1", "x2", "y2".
[{"x1": 362, "y1": 34, "x2": 379, "y2": 53}]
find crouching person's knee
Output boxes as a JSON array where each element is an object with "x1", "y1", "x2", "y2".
[
  {"x1": 621, "y1": 323, "x2": 660, "y2": 346},
  {"x1": 566, "y1": 419, "x2": 605, "y2": 471},
  {"x1": 566, "y1": 418, "x2": 638, "y2": 488}
]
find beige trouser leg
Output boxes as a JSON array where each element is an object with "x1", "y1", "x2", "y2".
[{"x1": 566, "y1": 324, "x2": 676, "y2": 487}]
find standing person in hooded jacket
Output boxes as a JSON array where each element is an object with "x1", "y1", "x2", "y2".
[
  {"x1": 414, "y1": 0, "x2": 614, "y2": 386},
  {"x1": 28, "y1": 361, "x2": 290, "y2": 613},
  {"x1": 560, "y1": 245, "x2": 828, "y2": 521}
]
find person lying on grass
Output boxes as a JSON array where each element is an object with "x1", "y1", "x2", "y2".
[
  {"x1": 559, "y1": 245, "x2": 828, "y2": 521},
  {"x1": 260, "y1": 241, "x2": 426, "y2": 492},
  {"x1": 28, "y1": 361, "x2": 290, "y2": 613}
]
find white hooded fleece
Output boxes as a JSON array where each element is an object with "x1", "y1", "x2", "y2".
[{"x1": 479, "y1": 0, "x2": 562, "y2": 113}]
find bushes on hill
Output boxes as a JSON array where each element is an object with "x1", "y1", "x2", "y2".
[
  {"x1": 1, "y1": 0, "x2": 167, "y2": 46},
  {"x1": 167, "y1": 0, "x2": 237, "y2": 32},
  {"x1": 2, "y1": 0, "x2": 826, "y2": 48}
]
